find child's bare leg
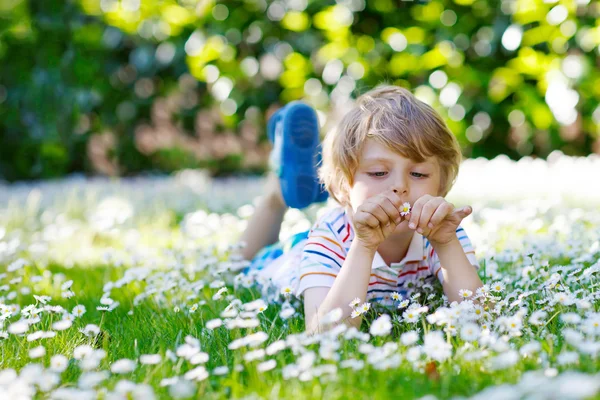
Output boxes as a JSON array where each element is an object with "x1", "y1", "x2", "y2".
[{"x1": 239, "y1": 173, "x2": 288, "y2": 261}]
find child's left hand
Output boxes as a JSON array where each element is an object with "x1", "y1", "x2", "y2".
[{"x1": 406, "y1": 195, "x2": 472, "y2": 246}]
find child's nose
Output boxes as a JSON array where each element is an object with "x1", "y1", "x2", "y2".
[{"x1": 391, "y1": 183, "x2": 408, "y2": 196}]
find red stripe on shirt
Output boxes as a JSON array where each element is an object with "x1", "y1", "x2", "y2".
[
  {"x1": 342, "y1": 223, "x2": 351, "y2": 242},
  {"x1": 398, "y1": 266, "x2": 429, "y2": 277},
  {"x1": 305, "y1": 241, "x2": 346, "y2": 260}
]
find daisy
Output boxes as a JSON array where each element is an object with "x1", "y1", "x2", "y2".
[
  {"x1": 257, "y1": 359, "x2": 277, "y2": 372},
  {"x1": 458, "y1": 289, "x2": 473, "y2": 299},
  {"x1": 402, "y1": 309, "x2": 419, "y2": 323},
  {"x1": 423, "y1": 331, "x2": 452, "y2": 362},
  {"x1": 401, "y1": 331, "x2": 419, "y2": 346},
  {"x1": 50, "y1": 354, "x2": 69, "y2": 372},
  {"x1": 398, "y1": 299, "x2": 410, "y2": 309},
  {"x1": 212, "y1": 366, "x2": 229, "y2": 376},
  {"x1": 111, "y1": 359, "x2": 136, "y2": 374},
  {"x1": 280, "y1": 286, "x2": 293, "y2": 297},
  {"x1": 460, "y1": 322, "x2": 481, "y2": 342},
  {"x1": 72, "y1": 305, "x2": 86, "y2": 318},
  {"x1": 257, "y1": 304, "x2": 268, "y2": 313},
  {"x1": 189, "y1": 303, "x2": 198, "y2": 313},
  {"x1": 391, "y1": 292, "x2": 402, "y2": 301},
  {"x1": 140, "y1": 354, "x2": 162, "y2": 365},
  {"x1": 491, "y1": 282, "x2": 505, "y2": 293},
  {"x1": 359, "y1": 302, "x2": 371, "y2": 314},
  {"x1": 52, "y1": 319, "x2": 72, "y2": 331},
  {"x1": 369, "y1": 314, "x2": 392, "y2": 337},
  {"x1": 29, "y1": 345, "x2": 46, "y2": 359},
  {"x1": 349, "y1": 297, "x2": 361, "y2": 308},
  {"x1": 206, "y1": 319, "x2": 223, "y2": 330},
  {"x1": 399, "y1": 202, "x2": 411, "y2": 216},
  {"x1": 350, "y1": 309, "x2": 361, "y2": 319}
]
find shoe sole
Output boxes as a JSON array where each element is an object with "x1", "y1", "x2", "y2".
[{"x1": 279, "y1": 102, "x2": 320, "y2": 209}]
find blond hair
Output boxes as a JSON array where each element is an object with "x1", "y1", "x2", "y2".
[{"x1": 319, "y1": 84, "x2": 462, "y2": 207}]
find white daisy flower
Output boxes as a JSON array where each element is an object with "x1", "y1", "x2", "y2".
[
  {"x1": 50, "y1": 354, "x2": 69, "y2": 372},
  {"x1": 359, "y1": 302, "x2": 371, "y2": 314},
  {"x1": 491, "y1": 282, "x2": 505, "y2": 293},
  {"x1": 460, "y1": 322, "x2": 481, "y2": 342},
  {"x1": 398, "y1": 299, "x2": 410, "y2": 309},
  {"x1": 349, "y1": 297, "x2": 361, "y2": 308},
  {"x1": 399, "y1": 202, "x2": 411, "y2": 216},
  {"x1": 458, "y1": 289, "x2": 473, "y2": 299},
  {"x1": 401, "y1": 331, "x2": 419, "y2": 346},
  {"x1": 71, "y1": 305, "x2": 86, "y2": 318},
  {"x1": 369, "y1": 314, "x2": 392, "y2": 337},
  {"x1": 111, "y1": 358, "x2": 136, "y2": 374},
  {"x1": 29, "y1": 345, "x2": 46, "y2": 359}
]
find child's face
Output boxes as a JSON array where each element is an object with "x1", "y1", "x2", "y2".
[{"x1": 348, "y1": 138, "x2": 442, "y2": 232}]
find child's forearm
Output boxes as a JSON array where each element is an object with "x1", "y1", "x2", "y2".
[
  {"x1": 306, "y1": 241, "x2": 375, "y2": 334},
  {"x1": 432, "y1": 239, "x2": 483, "y2": 303}
]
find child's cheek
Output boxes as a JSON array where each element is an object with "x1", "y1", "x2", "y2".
[{"x1": 349, "y1": 180, "x2": 375, "y2": 212}]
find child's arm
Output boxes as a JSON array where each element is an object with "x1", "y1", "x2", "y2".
[
  {"x1": 304, "y1": 240, "x2": 376, "y2": 334},
  {"x1": 407, "y1": 195, "x2": 483, "y2": 302},
  {"x1": 303, "y1": 189, "x2": 406, "y2": 335},
  {"x1": 432, "y1": 239, "x2": 483, "y2": 303}
]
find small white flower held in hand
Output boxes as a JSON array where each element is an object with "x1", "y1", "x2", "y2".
[
  {"x1": 399, "y1": 202, "x2": 411, "y2": 216},
  {"x1": 349, "y1": 297, "x2": 361, "y2": 308}
]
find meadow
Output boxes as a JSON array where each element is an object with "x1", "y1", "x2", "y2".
[{"x1": 1, "y1": 152, "x2": 600, "y2": 399}]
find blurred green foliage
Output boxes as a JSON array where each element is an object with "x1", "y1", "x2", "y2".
[{"x1": 1, "y1": 0, "x2": 599, "y2": 181}]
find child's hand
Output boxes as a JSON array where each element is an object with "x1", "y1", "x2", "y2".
[
  {"x1": 407, "y1": 195, "x2": 472, "y2": 246},
  {"x1": 350, "y1": 189, "x2": 406, "y2": 251}
]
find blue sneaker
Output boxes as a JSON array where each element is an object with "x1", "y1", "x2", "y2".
[{"x1": 267, "y1": 101, "x2": 326, "y2": 209}]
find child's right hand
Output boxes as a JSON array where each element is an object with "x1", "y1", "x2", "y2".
[{"x1": 349, "y1": 189, "x2": 407, "y2": 251}]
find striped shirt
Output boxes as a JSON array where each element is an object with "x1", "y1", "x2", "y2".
[{"x1": 296, "y1": 206, "x2": 479, "y2": 307}]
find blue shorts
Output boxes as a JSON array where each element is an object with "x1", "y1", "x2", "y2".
[{"x1": 243, "y1": 230, "x2": 309, "y2": 275}]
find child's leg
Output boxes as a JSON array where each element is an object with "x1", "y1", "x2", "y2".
[
  {"x1": 239, "y1": 101, "x2": 326, "y2": 261},
  {"x1": 239, "y1": 173, "x2": 288, "y2": 261}
]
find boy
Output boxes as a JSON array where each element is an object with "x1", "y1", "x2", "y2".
[{"x1": 237, "y1": 85, "x2": 482, "y2": 334}]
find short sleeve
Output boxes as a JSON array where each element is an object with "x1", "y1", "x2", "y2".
[
  {"x1": 429, "y1": 226, "x2": 479, "y2": 284},
  {"x1": 296, "y1": 218, "x2": 347, "y2": 298}
]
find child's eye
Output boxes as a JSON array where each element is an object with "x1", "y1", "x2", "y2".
[
  {"x1": 367, "y1": 172, "x2": 387, "y2": 177},
  {"x1": 411, "y1": 172, "x2": 429, "y2": 178}
]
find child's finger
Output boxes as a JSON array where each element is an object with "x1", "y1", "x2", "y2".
[
  {"x1": 378, "y1": 197, "x2": 402, "y2": 224},
  {"x1": 388, "y1": 189, "x2": 406, "y2": 209},
  {"x1": 355, "y1": 209, "x2": 382, "y2": 229},
  {"x1": 427, "y1": 202, "x2": 454, "y2": 228},
  {"x1": 362, "y1": 199, "x2": 392, "y2": 226},
  {"x1": 417, "y1": 198, "x2": 444, "y2": 233},
  {"x1": 408, "y1": 195, "x2": 433, "y2": 230},
  {"x1": 450, "y1": 205, "x2": 472, "y2": 221}
]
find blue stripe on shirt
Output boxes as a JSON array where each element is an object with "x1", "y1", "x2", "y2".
[{"x1": 303, "y1": 250, "x2": 342, "y2": 269}]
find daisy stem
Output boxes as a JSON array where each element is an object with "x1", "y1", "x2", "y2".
[{"x1": 541, "y1": 309, "x2": 561, "y2": 330}]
